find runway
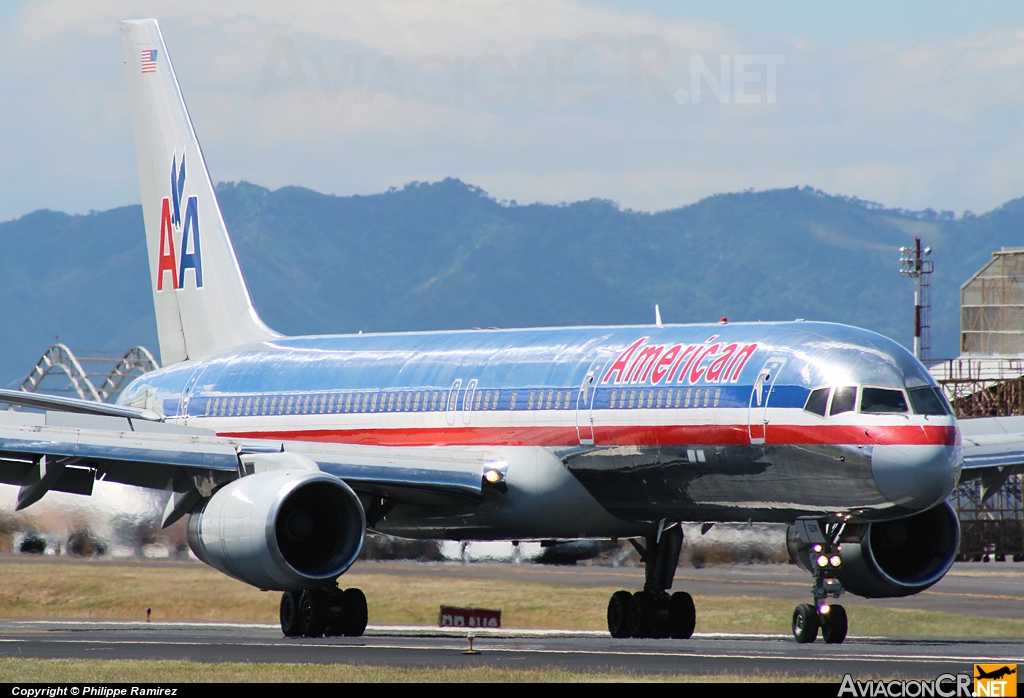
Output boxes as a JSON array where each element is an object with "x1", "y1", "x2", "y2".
[{"x1": 0, "y1": 620, "x2": 1019, "y2": 679}]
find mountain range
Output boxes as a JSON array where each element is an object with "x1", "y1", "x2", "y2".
[{"x1": 2, "y1": 178, "x2": 1022, "y2": 388}]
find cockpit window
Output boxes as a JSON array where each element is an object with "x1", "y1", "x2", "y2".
[
  {"x1": 861, "y1": 387, "x2": 909, "y2": 414},
  {"x1": 804, "y1": 388, "x2": 830, "y2": 417},
  {"x1": 830, "y1": 386, "x2": 857, "y2": 415},
  {"x1": 908, "y1": 386, "x2": 951, "y2": 416}
]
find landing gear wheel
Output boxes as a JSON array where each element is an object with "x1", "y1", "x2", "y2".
[
  {"x1": 324, "y1": 589, "x2": 345, "y2": 637},
  {"x1": 669, "y1": 591, "x2": 696, "y2": 639},
  {"x1": 280, "y1": 590, "x2": 302, "y2": 637},
  {"x1": 341, "y1": 588, "x2": 368, "y2": 637},
  {"x1": 300, "y1": 588, "x2": 329, "y2": 638},
  {"x1": 821, "y1": 604, "x2": 848, "y2": 644},
  {"x1": 792, "y1": 603, "x2": 819, "y2": 644},
  {"x1": 627, "y1": 591, "x2": 657, "y2": 639},
  {"x1": 607, "y1": 590, "x2": 633, "y2": 638}
]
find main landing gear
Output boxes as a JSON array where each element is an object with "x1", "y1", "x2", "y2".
[
  {"x1": 791, "y1": 520, "x2": 848, "y2": 644},
  {"x1": 606, "y1": 525, "x2": 696, "y2": 639},
  {"x1": 280, "y1": 586, "x2": 368, "y2": 638}
]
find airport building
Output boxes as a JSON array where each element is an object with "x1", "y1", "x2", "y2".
[{"x1": 931, "y1": 248, "x2": 1024, "y2": 561}]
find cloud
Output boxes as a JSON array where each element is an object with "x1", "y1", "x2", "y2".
[{"x1": 4, "y1": 1, "x2": 1024, "y2": 222}]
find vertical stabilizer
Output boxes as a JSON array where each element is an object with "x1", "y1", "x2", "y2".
[{"x1": 121, "y1": 19, "x2": 278, "y2": 366}]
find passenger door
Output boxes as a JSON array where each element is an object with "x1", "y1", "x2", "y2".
[
  {"x1": 748, "y1": 358, "x2": 786, "y2": 445},
  {"x1": 177, "y1": 364, "x2": 208, "y2": 424}
]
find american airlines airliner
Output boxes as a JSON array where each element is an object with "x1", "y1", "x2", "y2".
[{"x1": 4, "y1": 19, "x2": 1009, "y2": 646}]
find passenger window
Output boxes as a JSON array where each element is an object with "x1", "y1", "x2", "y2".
[
  {"x1": 405, "y1": 393, "x2": 412, "y2": 411},
  {"x1": 861, "y1": 387, "x2": 909, "y2": 414},
  {"x1": 476, "y1": 391, "x2": 485, "y2": 410},
  {"x1": 702, "y1": 388, "x2": 710, "y2": 407},
  {"x1": 684, "y1": 389, "x2": 692, "y2": 407},
  {"x1": 647, "y1": 391, "x2": 654, "y2": 408},
  {"x1": 908, "y1": 387, "x2": 950, "y2": 415},
  {"x1": 370, "y1": 393, "x2": 378, "y2": 412},
  {"x1": 830, "y1": 386, "x2": 857, "y2": 415},
  {"x1": 528, "y1": 391, "x2": 535, "y2": 409},
  {"x1": 656, "y1": 390, "x2": 663, "y2": 408},
  {"x1": 804, "y1": 388, "x2": 830, "y2": 417},
  {"x1": 628, "y1": 390, "x2": 636, "y2": 408},
  {"x1": 510, "y1": 390, "x2": 517, "y2": 409},
  {"x1": 673, "y1": 389, "x2": 681, "y2": 408},
  {"x1": 545, "y1": 390, "x2": 553, "y2": 409},
  {"x1": 493, "y1": 391, "x2": 500, "y2": 409},
  {"x1": 714, "y1": 388, "x2": 721, "y2": 407},
  {"x1": 637, "y1": 390, "x2": 645, "y2": 408}
]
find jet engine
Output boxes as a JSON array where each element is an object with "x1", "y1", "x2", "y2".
[
  {"x1": 187, "y1": 469, "x2": 365, "y2": 591},
  {"x1": 787, "y1": 501, "x2": 960, "y2": 598}
]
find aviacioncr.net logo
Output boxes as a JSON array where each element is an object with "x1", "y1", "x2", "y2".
[{"x1": 156, "y1": 153, "x2": 203, "y2": 291}]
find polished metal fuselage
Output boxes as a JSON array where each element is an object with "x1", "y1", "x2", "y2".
[{"x1": 120, "y1": 320, "x2": 963, "y2": 538}]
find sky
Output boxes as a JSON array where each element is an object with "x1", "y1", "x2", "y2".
[{"x1": 5, "y1": 1, "x2": 1024, "y2": 221}]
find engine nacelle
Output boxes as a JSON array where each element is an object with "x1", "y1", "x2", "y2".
[
  {"x1": 787, "y1": 501, "x2": 960, "y2": 598},
  {"x1": 187, "y1": 469, "x2": 365, "y2": 591}
]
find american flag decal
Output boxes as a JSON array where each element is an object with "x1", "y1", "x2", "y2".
[{"x1": 141, "y1": 49, "x2": 157, "y2": 73}]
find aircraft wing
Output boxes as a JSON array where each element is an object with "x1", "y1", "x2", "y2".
[
  {"x1": 958, "y1": 415, "x2": 1024, "y2": 501},
  {"x1": 0, "y1": 406, "x2": 488, "y2": 526}
]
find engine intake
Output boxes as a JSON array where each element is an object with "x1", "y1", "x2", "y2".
[
  {"x1": 187, "y1": 469, "x2": 365, "y2": 590},
  {"x1": 787, "y1": 501, "x2": 960, "y2": 598}
]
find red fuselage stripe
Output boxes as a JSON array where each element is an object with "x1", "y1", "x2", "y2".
[{"x1": 219, "y1": 423, "x2": 958, "y2": 448}]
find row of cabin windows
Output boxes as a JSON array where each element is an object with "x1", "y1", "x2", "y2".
[
  {"x1": 198, "y1": 385, "x2": 729, "y2": 418},
  {"x1": 609, "y1": 387, "x2": 721, "y2": 409},
  {"x1": 803, "y1": 385, "x2": 951, "y2": 417},
  {"x1": 525, "y1": 389, "x2": 573, "y2": 410},
  {"x1": 201, "y1": 389, "x2": 512, "y2": 418},
  {"x1": 203, "y1": 390, "x2": 453, "y2": 418}
]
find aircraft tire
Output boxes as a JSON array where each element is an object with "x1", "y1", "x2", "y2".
[
  {"x1": 280, "y1": 590, "x2": 302, "y2": 637},
  {"x1": 341, "y1": 588, "x2": 368, "y2": 637},
  {"x1": 821, "y1": 604, "x2": 848, "y2": 644},
  {"x1": 792, "y1": 604, "x2": 819, "y2": 644},
  {"x1": 627, "y1": 591, "x2": 657, "y2": 639},
  {"x1": 669, "y1": 591, "x2": 696, "y2": 639},
  {"x1": 607, "y1": 590, "x2": 633, "y2": 638},
  {"x1": 300, "y1": 588, "x2": 329, "y2": 638}
]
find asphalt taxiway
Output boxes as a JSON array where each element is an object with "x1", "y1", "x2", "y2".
[{"x1": 0, "y1": 620, "x2": 1019, "y2": 678}]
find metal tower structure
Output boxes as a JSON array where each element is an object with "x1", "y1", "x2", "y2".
[{"x1": 899, "y1": 237, "x2": 934, "y2": 361}]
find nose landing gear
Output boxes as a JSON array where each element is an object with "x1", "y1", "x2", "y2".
[
  {"x1": 280, "y1": 586, "x2": 368, "y2": 638},
  {"x1": 791, "y1": 519, "x2": 848, "y2": 644},
  {"x1": 606, "y1": 525, "x2": 696, "y2": 639}
]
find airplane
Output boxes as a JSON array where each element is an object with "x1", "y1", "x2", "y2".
[
  {"x1": 0, "y1": 18, "x2": 1019, "y2": 645},
  {"x1": 975, "y1": 666, "x2": 1017, "y2": 681}
]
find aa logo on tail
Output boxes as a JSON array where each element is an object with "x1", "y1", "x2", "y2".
[{"x1": 157, "y1": 153, "x2": 203, "y2": 291}]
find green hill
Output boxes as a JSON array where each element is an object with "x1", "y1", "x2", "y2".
[{"x1": 1, "y1": 179, "x2": 1020, "y2": 386}]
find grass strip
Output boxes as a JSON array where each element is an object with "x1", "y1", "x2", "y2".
[
  {"x1": 0, "y1": 658, "x2": 829, "y2": 683},
  {"x1": 0, "y1": 561, "x2": 1019, "y2": 637}
]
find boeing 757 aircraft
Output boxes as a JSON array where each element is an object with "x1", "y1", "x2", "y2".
[{"x1": 0, "y1": 19, "x2": 1019, "y2": 645}]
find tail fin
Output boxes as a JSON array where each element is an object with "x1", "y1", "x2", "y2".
[{"x1": 121, "y1": 19, "x2": 278, "y2": 366}]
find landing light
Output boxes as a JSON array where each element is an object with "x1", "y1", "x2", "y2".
[
  {"x1": 816, "y1": 555, "x2": 829, "y2": 568},
  {"x1": 819, "y1": 604, "x2": 830, "y2": 615},
  {"x1": 813, "y1": 544, "x2": 823, "y2": 553},
  {"x1": 829, "y1": 555, "x2": 842, "y2": 567},
  {"x1": 484, "y1": 469, "x2": 504, "y2": 484}
]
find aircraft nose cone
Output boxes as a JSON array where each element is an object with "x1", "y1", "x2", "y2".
[{"x1": 871, "y1": 443, "x2": 962, "y2": 511}]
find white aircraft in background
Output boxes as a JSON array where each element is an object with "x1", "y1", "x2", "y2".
[{"x1": 0, "y1": 19, "x2": 1018, "y2": 645}]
